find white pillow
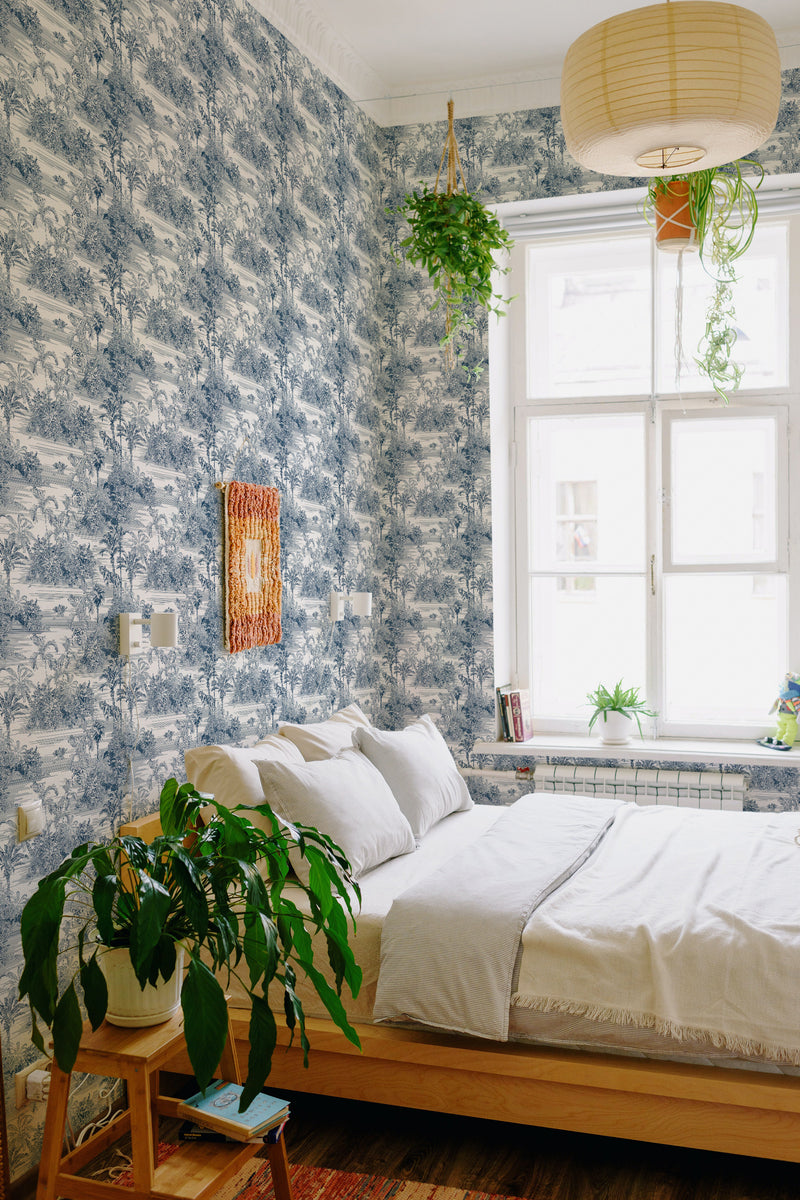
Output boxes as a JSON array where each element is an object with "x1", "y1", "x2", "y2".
[
  {"x1": 278, "y1": 703, "x2": 371, "y2": 761},
  {"x1": 353, "y1": 715, "x2": 473, "y2": 840},
  {"x1": 184, "y1": 736, "x2": 304, "y2": 832},
  {"x1": 256, "y1": 747, "x2": 415, "y2": 881}
]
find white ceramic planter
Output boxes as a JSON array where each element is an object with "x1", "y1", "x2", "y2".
[
  {"x1": 596, "y1": 709, "x2": 633, "y2": 745},
  {"x1": 100, "y1": 946, "x2": 184, "y2": 1027}
]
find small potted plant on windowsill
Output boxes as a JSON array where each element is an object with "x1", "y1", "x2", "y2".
[
  {"x1": 18, "y1": 778, "x2": 362, "y2": 1110},
  {"x1": 587, "y1": 680, "x2": 655, "y2": 745},
  {"x1": 644, "y1": 158, "x2": 763, "y2": 402}
]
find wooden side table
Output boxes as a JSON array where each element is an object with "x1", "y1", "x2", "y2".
[{"x1": 36, "y1": 1010, "x2": 293, "y2": 1200}]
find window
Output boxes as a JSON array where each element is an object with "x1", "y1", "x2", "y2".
[{"x1": 498, "y1": 193, "x2": 800, "y2": 740}]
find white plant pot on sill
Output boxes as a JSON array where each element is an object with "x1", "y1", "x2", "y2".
[
  {"x1": 596, "y1": 710, "x2": 633, "y2": 746},
  {"x1": 99, "y1": 946, "x2": 184, "y2": 1027}
]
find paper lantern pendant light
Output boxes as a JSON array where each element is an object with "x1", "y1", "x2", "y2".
[{"x1": 560, "y1": 1, "x2": 781, "y2": 177}]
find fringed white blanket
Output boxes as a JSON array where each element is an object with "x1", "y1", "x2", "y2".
[
  {"x1": 374, "y1": 793, "x2": 623, "y2": 1040},
  {"x1": 514, "y1": 802, "x2": 800, "y2": 1064}
]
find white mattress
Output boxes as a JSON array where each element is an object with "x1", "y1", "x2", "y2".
[{"x1": 240, "y1": 803, "x2": 798, "y2": 1075}]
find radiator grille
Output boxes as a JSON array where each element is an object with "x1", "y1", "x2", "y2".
[{"x1": 533, "y1": 764, "x2": 746, "y2": 810}]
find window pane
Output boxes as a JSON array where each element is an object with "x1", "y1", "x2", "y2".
[
  {"x1": 527, "y1": 235, "x2": 652, "y2": 397},
  {"x1": 528, "y1": 414, "x2": 646, "y2": 571},
  {"x1": 669, "y1": 416, "x2": 777, "y2": 564},
  {"x1": 664, "y1": 575, "x2": 786, "y2": 723},
  {"x1": 655, "y1": 221, "x2": 788, "y2": 394},
  {"x1": 531, "y1": 576, "x2": 647, "y2": 720}
]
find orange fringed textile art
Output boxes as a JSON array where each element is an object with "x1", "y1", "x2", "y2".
[{"x1": 221, "y1": 481, "x2": 281, "y2": 653}]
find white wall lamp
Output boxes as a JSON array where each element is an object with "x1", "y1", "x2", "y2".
[
  {"x1": 329, "y1": 591, "x2": 373, "y2": 623},
  {"x1": 119, "y1": 611, "x2": 179, "y2": 657}
]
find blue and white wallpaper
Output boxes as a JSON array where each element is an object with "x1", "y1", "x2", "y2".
[{"x1": 1, "y1": 0, "x2": 800, "y2": 1176}]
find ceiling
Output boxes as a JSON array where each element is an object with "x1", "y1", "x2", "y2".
[{"x1": 254, "y1": 0, "x2": 800, "y2": 125}]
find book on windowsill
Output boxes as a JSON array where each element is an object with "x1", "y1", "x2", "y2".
[
  {"x1": 508, "y1": 688, "x2": 533, "y2": 741},
  {"x1": 177, "y1": 1080, "x2": 289, "y2": 1140},
  {"x1": 496, "y1": 684, "x2": 512, "y2": 740},
  {"x1": 497, "y1": 686, "x2": 533, "y2": 742}
]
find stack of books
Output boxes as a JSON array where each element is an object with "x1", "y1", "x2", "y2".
[
  {"x1": 496, "y1": 685, "x2": 533, "y2": 742},
  {"x1": 177, "y1": 1080, "x2": 289, "y2": 1144}
]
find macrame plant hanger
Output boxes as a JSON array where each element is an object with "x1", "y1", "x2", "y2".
[{"x1": 435, "y1": 100, "x2": 468, "y2": 370}]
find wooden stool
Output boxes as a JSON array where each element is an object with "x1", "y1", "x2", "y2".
[{"x1": 36, "y1": 1010, "x2": 293, "y2": 1200}]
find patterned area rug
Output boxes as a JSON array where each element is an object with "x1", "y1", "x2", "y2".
[
  {"x1": 115, "y1": 1151, "x2": 524, "y2": 1200},
  {"x1": 219, "y1": 1163, "x2": 525, "y2": 1200}
]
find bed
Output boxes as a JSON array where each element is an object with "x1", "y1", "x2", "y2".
[{"x1": 126, "y1": 706, "x2": 800, "y2": 1164}]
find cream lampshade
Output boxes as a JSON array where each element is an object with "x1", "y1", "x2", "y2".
[{"x1": 560, "y1": 1, "x2": 781, "y2": 178}]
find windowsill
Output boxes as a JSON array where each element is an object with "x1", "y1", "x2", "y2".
[{"x1": 472, "y1": 735, "x2": 800, "y2": 769}]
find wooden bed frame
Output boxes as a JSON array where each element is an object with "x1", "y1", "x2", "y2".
[{"x1": 122, "y1": 812, "x2": 800, "y2": 1165}]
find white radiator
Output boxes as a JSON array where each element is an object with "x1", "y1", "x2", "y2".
[{"x1": 533, "y1": 763, "x2": 746, "y2": 811}]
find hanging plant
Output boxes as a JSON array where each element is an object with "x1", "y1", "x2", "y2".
[
  {"x1": 644, "y1": 160, "x2": 763, "y2": 402},
  {"x1": 391, "y1": 101, "x2": 514, "y2": 372}
]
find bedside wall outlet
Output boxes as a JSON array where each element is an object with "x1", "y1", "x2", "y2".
[
  {"x1": 17, "y1": 799, "x2": 44, "y2": 841},
  {"x1": 15, "y1": 1058, "x2": 51, "y2": 1108}
]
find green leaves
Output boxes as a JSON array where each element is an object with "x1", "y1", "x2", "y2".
[
  {"x1": 391, "y1": 184, "x2": 514, "y2": 372},
  {"x1": 79, "y1": 952, "x2": 108, "y2": 1031},
  {"x1": 128, "y1": 874, "x2": 172, "y2": 984},
  {"x1": 242, "y1": 994, "x2": 277, "y2": 1111},
  {"x1": 19, "y1": 874, "x2": 66, "y2": 1026},
  {"x1": 645, "y1": 159, "x2": 763, "y2": 403},
  {"x1": 19, "y1": 776, "x2": 363, "y2": 1110},
  {"x1": 182, "y1": 958, "x2": 229, "y2": 1093},
  {"x1": 52, "y1": 982, "x2": 82, "y2": 1073},
  {"x1": 586, "y1": 680, "x2": 656, "y2": 737}
]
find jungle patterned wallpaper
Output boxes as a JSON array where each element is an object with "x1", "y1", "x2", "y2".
[
  {"x1": 0, "y1": 0, "x2": 382, "y2": 1174},
  {"x1": 2, "y1": 0, "x2": 800, "y2": 1175}
]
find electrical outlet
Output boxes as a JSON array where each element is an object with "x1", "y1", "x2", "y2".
[
  {"x1": 17, "y1": 799, "x2": 44, "y2": 841},
  {"x1": 15, "y1": 1058, "x2": 51, "y2": 1109}
]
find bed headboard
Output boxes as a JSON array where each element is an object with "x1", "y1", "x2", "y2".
[{"x1": 118, "y1": 811, "x2": 163, "y2": 843}]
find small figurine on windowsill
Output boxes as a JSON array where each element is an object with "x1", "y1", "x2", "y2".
[{"x1": 758, "y1": 672, "x2": 800, "y2": 750}]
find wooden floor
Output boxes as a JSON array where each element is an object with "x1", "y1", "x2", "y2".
[{"x1": 281, "y1": 1091, "x2": 800, "y2": 1200}]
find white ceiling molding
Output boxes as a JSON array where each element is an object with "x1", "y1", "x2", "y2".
[
  {"x1": 360, "y1": 71, "x2": 564, "y2": 129},
  {"x1": 247, "y1": 0, "x2": 800, "y2": 129},
  {"x1": 357, "y1": 38, "x2": 800, "y2": 128},
  {"x1": 247, "y1": 0, "x2": 385, "y2": 106}
]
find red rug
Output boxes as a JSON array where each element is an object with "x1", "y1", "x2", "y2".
[
  {"x1": 222, "y1": 1163, "x2": 525, "y2": 1200},
  {"x1": 117, "y1": 1155, "x2": 524, "y2": 1200}
]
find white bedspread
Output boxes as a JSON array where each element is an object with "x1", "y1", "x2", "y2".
[
  {"x1": 514, "y1": 803, "x2": 800, "y2": 1064},
  {"x1": 374, "y1": 793, "x2": 623, "y2": 1040}
]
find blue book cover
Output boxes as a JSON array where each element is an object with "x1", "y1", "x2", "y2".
[{"x1": 178, "y1": 1080, "x2": 289, "y2": 1137}]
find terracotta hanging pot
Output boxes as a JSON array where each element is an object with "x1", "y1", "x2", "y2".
[{"x1": 654, "y1": 180, "x2": 698, "y2": 253}]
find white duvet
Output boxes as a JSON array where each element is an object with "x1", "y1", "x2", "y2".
[{"x1": 514, "y1": 802, "x2": 800, "y2": 1064}]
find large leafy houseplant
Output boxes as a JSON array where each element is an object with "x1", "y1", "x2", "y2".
[
  {"x1": 392, "y1": 101, "x2": 513, "y2": 372},
  {"x1": 644, "y1": 159, "x2": 763, "y2": 401},
  {"x1": 19, "y1": 778, "x2": 362, "y2": 1109}
]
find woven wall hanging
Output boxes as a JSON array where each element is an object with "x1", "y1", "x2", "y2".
[{"x1": 219, "y1": 480, "x2": 281, "y2": 653}]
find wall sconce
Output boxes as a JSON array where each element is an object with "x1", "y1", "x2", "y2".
[
  {"x1": 119, "y1": 611, "x2": 179, "y2": 657},
  {"x1": 329, "y1": 591, "x2": 372, "y2": 623}
]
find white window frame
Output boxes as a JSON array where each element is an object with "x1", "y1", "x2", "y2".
[{"x1": 490, "y1": 176, "x2": 800, "y2": 743}]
